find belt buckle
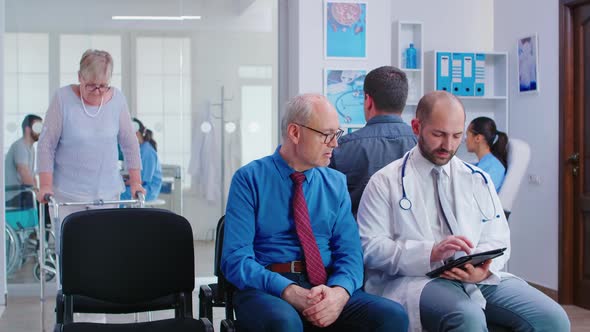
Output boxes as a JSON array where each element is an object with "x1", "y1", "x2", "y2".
[{"x1": 290, "y1": 261, "x2": 298, "y2": 273}]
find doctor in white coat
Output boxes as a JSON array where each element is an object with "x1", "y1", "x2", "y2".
[{"x1": 357, "y1": 91, "x2": 570, "y2": 332}]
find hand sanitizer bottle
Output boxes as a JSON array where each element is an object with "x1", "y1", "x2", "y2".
[{"x1": 406, "y1": 43, "x2": 417, "y2": 69}]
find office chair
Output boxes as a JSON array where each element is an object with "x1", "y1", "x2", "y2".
[
  {"x1": 54, "y1": 208, "x2": 213, "y2": 332},
  {"x1": 199, "y1": 216, "x2": 237, "y2": 332},
  {"x1": 498, "y1": 138, "x2": 531, "y2": 220}
]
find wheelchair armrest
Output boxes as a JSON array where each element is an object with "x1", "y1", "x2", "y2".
[
  {"x1": 221, "y1": 318, "x2": 236, "y2": 332},
  {"x1": 199, "y1": 284, "x2": 214, "y2": 322},
  {"x1": 5, "y1": 184, "x2": 34, "y2": 192}
]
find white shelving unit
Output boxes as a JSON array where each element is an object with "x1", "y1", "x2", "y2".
[
  {"x1": 392, "y1": 21, "x2": 423, "y2": 125},
  {"x1": 425, "y1": 51, "x2": 509, "y2": 162}
]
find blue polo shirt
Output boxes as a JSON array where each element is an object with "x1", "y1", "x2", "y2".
[{"x1": 221, "y1": 147, "x2": 363, "y2": 297}]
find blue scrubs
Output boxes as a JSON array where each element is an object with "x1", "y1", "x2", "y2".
[
  {"x1": 476, "y1": 153, "x2": 506, "y2": 192},
  {"x1": 121, "y1": 142, "x2": 162, "y2": 201}
]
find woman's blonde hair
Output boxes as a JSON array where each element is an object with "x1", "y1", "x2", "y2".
[{"x1": 78, "y1": 49, "x2": 113, "y2": 82}]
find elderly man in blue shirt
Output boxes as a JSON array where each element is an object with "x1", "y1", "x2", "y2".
[
  {"x1": 221, "y1": 93, "x2": 408, "y2": 332},
  {"x1": 330, "y1": 66, "x2": 417, "y2": 217}
]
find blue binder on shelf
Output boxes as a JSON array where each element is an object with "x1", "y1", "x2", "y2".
[
  {"x1": 451, "y1": 53, "x2": 463, "y2": 95},
  {"x1": 459, "y1": 53, "x2": 475, "y2": 96},
  {"x1": 474, "y1": 53, "x2": 486, "y2": 96},
  {"x1": 436, "y1": 52, "x2": 452, "y2": 92}
]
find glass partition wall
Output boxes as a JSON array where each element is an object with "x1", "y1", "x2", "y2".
[{"x1": 3, "y1": 0, "x2": 278, "y2": 293}]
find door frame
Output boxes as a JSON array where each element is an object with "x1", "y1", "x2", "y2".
[{"x1": 559, "y1": 0, "x2": 590, "y2": 304}]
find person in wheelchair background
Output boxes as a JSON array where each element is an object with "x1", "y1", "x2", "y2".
[
  {"x1": 4, "y1": 114, "x2": 55, "y2": 280},
  {"x1": 5, "y1": 114, "x2": 42, "y2": 209}
]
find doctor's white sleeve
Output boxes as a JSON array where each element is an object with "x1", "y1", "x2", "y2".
[{"x1": 357, "y1": 173, "x2": 433, "y2": 277}]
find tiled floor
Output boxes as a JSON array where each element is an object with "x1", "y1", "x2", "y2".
[{"x1": 2, "y1": 240, "x2": 590, "y2": 331}]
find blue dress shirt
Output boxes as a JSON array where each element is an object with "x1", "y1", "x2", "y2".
[
  {"x1": 476, "y1": 153, "x2": 506, "y2": 192},
  {"x1": 221, "y1": 146, "x2": 364, "y2": 298},
  {"x1": 330, "y1": 114, "x2": 417, "y2": 216}
]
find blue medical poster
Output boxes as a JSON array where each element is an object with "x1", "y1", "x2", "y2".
[
  {"x1": 517, "y1": 34, "x2": 539, "y2": 93},
  {"x1": 325, "y1": 1, "x2": 367, "y2": 58},
  {"x1": 325, "y1": 69, "x2": 366, "y2": 126}
]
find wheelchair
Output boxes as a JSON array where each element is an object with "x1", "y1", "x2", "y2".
[{"x1": 5, "y1": 185, "x2": 57, "y2": 281}]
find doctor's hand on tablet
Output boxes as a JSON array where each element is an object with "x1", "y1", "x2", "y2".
[
  {"x1": 440, "y1": 259, "x2": 492, "y2": 283},
  {"x1": 430, "y1": 235, "x2": 474, "y2": 262}
]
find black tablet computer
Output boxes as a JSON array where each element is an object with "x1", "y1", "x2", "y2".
[{"x1": 426, "y1": 248, "x2": 507, "y2": 278}]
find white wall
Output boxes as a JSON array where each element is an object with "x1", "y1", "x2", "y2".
[
  {"x1": 288, "y1": 0, "x2": 495, "y2": 94},
  {"x1": 289, "y1": 0, "x2": 392, "y2": 95},
  {"x1": 494, "y1": 0, "x2": 559, "y2": 290},
  {"x1": 391, "y1": 0, "x2": 494, "y2": 52}
]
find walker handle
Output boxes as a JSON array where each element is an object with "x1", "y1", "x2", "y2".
[{"x1": 137, "y1": 192, "x2": 145, "y2": 208}]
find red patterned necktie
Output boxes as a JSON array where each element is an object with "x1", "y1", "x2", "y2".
[{"x1": 290, "y1": 172, "x2": 327, "y2": 285}]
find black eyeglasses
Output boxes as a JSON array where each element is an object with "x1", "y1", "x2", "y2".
[
  {"x1": 295, "y1": 123, "x2": 344, "y2": 144},
  {"x1": 84, "y1": 84, "x2": 111, "y2": 93}
]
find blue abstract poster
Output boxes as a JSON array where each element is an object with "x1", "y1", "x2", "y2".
[
  {"x1": 517, "y1": 34, "x2": 539, "y2": 93},
  {"x1": 324, "y1": 69, "x2": 366, "y2": 126},
  {"x1": 325, "y1": 1, "x2": 367, "y2": 59}
]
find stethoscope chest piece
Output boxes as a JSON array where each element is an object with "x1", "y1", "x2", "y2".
[
  {"x1": 399, "y1": 197, "x2": 412, "y2": 210},
  {"x1": 398, "y1": 151, "x2": 499, "y2": 221}
]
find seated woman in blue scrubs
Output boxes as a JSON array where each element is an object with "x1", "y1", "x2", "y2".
[
  {"x1": 121, "y1": 118, "x2": 162, "y2": 201},
  {"x1": 465, "y1": 116, "x2": 508, "y2": 192}
]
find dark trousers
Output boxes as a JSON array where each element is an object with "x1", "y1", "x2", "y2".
[{"x1": 233, "y1": 272, "x2": 408, "y2": 332}]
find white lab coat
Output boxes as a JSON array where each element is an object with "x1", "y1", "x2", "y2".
[
  {"x1": 357, "y1": 147, "x2": 514, "y2": 332},
  {"x1": 189, "y1": 101, "x2": 221, "y2": 202},
  {"x1": 188, "y1": 101, "x2": 242, "y2": 202}
]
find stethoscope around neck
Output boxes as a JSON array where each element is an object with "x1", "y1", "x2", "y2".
[{"x1": 398, "y1": 151, "x2": 501, "y2": 222}]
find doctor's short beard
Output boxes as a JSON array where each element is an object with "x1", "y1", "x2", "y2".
[{"x1": 417, "y1": 135, "x2": 458, "y2": 166}]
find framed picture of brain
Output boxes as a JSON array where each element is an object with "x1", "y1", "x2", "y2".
[
  {"x1": 324, "y1": 68, "x2": 367, "y2": 126},
  {"x1": 324, "y1": 0, "x2": 367, "y2": 59}
]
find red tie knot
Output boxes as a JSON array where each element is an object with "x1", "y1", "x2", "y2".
[{"x1": 290, "y1": 172, "x2": 306, "y2": 185}]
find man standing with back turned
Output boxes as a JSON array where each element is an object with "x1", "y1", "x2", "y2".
[{"x1": 330, "y1": 66, "x2": 417, "y2": 217}]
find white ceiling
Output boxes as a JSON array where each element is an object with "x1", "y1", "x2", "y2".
[{"x1": 5, "y1": 0, "x2": 273, "y2": 33}]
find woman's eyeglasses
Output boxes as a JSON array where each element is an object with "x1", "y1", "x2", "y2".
[{"x1": 84, "y1": 84, "x2": 111, "y2": 93}]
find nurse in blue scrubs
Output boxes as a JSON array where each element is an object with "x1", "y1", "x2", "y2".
[
  {"x1": 465, "y1": 116, "x2": 509, "y2": 192},
  {"x1": 121, "y1": 118, "x2": 162, "y2": 201}
]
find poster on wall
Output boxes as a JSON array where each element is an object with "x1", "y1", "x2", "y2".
[
  {"x1": 324, "y1": 0, "x2": 367, "y2": 59},
  {"x1": 324, "y1": 69, "x2": 366, "y2": 126},
  {"x1": 517, "y1": 34, "x2": 539, "y2": 93}
]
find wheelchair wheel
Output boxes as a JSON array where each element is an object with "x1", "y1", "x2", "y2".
[
  {"x1": 5, "y1": 224, "x2": 21, "y2": 275},
  {"x1": 33, "y1": 260, "x2": 56, "y2": 282}
]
